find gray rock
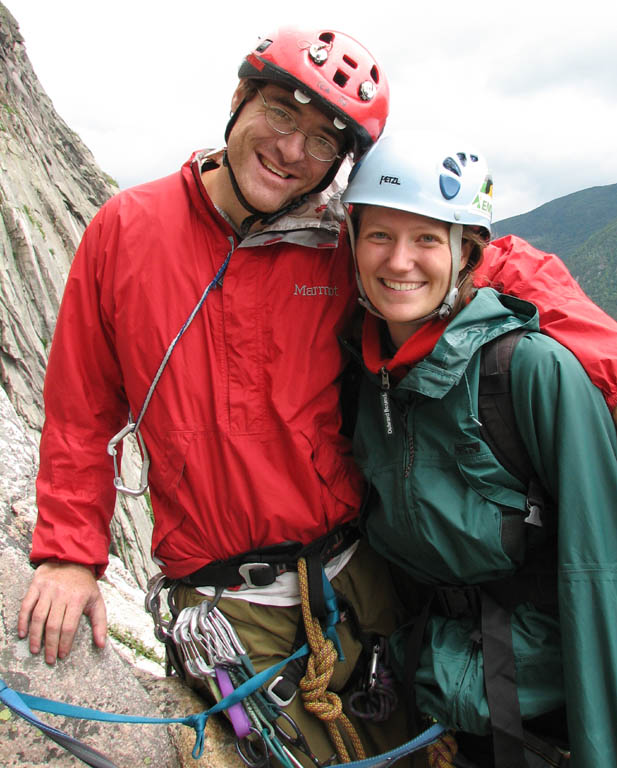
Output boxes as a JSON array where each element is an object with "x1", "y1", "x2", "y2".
[{"x1": 0, "y1": 5, "x2": 245, "y2": 766}]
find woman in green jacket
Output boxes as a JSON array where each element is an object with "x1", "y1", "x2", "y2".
[{"x1": 341, "y1": 135, "x2": 617, "y2": 767}]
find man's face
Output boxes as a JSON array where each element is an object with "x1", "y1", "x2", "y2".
[{"x1": 224, "y1": 83, "x2": 343, "y2": 216}]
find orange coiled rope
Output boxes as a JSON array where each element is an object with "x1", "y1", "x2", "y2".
[
  {"x1": 297, "y1": 557, "x2": 366, "y2": 763},
  {"x1": 427, "y1": 730, "x2": 458, "y2": 768}
]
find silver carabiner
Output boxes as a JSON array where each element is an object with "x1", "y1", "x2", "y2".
[
  {"x1": 172, "y1": 607, "x2": 214, "y2": 679},
  {"x1": 144, "y1": 572, "x2": 171, "y2": 642},
  {"x1": 107, "y1": 422, "x2": 150, "y2": 497}
]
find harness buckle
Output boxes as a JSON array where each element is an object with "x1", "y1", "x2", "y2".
[
  {"x1": 266, "y1": 675, "x2": 297, "y2": 708},
  {"x1": 237, "y1": 562, "x2": 277, "y2": 588}
]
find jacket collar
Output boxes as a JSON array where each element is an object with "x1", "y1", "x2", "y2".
[
  {"x1": 362, "y1": 314, "x2": 448, "y2": 382},
  {"x1": 189, "y1": 149, "x2": 351, "y2": 250},
  {"x1": 363, "y1": 289, "x2": 540, "y2": 399}
]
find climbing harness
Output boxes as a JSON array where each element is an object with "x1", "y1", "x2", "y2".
[
  {"x1": 146, "y1": 553, "x2": 351, "y2": 767},
  {"x1": 178, "y1": 522, "x2": 360, "y2": 590},
  {"x1": 144, "y1": 550, "x2": 414, "y2": 767},
  {"x1": 106, "y1": 238, "x2": 234, "y2": 497}
]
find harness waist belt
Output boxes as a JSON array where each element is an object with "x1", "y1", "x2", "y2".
[{"x1": 181, "y1": 523, "x2": 360, "y2": 589}]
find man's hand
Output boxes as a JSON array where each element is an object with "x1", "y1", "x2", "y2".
[{"x1": 17, "y1": 562, "x2": 107, "y2": 664}]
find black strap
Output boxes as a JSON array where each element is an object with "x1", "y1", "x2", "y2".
[
  {"x1": 478, "y1": 329, "x2": 535, "y2": 486},
  {"x1": 480, "y1": 590, "x2": 527, "y2": 767},
  {"x1": 404, "y1": 593, "x2": 435, "y2": 735},
  {"x1": 266, "y1": 617, "x2": 308, "y2": 707},
  {"x1": 479, "y1": 329, "x2": 551, "y2": 563},
  {"x1": 406, "y1": 584, "x2": 540, "y2": 767},
  {"x1": 305, "y1": 552, "x2": 328, "y2": 619}
]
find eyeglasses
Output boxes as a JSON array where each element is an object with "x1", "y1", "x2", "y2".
[{"x1": 257, "y1": 89, "x2": 342, "y2": 163}]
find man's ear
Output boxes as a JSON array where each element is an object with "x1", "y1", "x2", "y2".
[{"x1": 230, "y1": 80, "x2": 253, "y2": 113}]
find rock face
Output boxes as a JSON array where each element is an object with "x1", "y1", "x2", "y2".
[{"x1": 0, "y1": 6, "x2": 243, "y2": 766}]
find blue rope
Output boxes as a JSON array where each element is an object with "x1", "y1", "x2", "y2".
[
  {"x1": 0, "y1": 643, "x2": 309, "y2": 761},
  {"x1": 326, "y1": 723, "x2": 446, "y2": 768},
  {"x1": 0, "y1": 679, "x2": 119, "y2": 768},
  {"x1": 1, "y1": 664, "x2": 445, "y2": 767}
]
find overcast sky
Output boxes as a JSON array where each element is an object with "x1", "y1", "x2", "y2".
[{"x1": 5, "y1": 0, "x2": 617, "y2": 221}]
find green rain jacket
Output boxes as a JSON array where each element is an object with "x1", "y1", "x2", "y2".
[{"x1": 353, "y1": 288, "x2": 617, "y2": 766}]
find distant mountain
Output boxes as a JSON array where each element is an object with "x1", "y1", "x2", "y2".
[{"x1": 493, "y1": 183, "x2": 617, "y2": 319}]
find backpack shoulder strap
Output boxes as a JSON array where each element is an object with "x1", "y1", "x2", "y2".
[{"x1": 478, "y1": 329, "x2": 535, "y2": 486}]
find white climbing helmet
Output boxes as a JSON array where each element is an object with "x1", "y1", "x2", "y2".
[{"x1": 342, "y1": 134, "x2": 493, "y2": 318}]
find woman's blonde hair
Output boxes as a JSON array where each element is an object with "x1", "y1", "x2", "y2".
[{"x1": 451, "y1": 226, "x2": 487, "y2": 315}]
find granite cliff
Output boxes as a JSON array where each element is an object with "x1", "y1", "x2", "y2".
[{"x1": 0, "y1": 5, "x2": 241, "y2": 765}]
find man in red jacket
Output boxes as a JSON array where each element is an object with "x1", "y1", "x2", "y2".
[{"x1": 17, "y1": 25, "x2": 617, "y2": 767}]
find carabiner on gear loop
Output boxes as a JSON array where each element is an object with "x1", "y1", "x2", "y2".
[
  {"x1": 236, "y1": 727, "x2": 271, "y2": 768},
  {"x1": 144, "y1": 573, "x2": 174, "y2": 642},
  {"x1": 106, "y1": 422, "x2": 150, "y2": 497}
]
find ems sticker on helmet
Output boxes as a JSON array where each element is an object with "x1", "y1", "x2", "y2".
[{"x1": 472, "y1": 192, "x2": 493, "y2": 218}]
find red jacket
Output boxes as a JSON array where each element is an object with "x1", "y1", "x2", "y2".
[{"x1": 31, "y1": 152, "x2": 617, "y2": 577}]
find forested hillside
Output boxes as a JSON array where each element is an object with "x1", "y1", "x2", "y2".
[{"x1": 494, "y1": 184, "x2": 617, "y2": 319}]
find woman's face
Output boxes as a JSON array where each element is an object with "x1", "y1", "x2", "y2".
[{"x1": 356, "y1": 206, "x2": 468, "y2": 346}]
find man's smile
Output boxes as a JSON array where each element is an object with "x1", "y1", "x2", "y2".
[{"x1": 260, "y1": 155, "x2": 291, "y2": 179}]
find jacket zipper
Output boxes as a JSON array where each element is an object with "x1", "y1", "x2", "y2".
[
  {"x1": 404, "y1": 403, "x2": 414, "y2": 478},
  {"x1": 380, "y1": 366, "x2": 414, "y2": 475}
]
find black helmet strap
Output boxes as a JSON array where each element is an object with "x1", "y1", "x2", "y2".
[{"x1": 222, "y1": 150, "x2": 309, "y2": 237}]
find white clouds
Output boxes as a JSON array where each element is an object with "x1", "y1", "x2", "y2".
[{"x1": 5, "y1": 0, "x2": 617, "y2": 221}]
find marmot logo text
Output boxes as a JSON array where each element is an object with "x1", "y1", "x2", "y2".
[{"x1": 294, "y1": 284, "x2": 339, "y2": 296}]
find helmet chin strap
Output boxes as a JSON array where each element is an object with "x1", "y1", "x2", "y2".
[
  {"x1": 438, "y1": 223, "x2": 463, "y2": 319},
  {"x1": 223, "y1": 88, "x2": 348, "y2": 235},
  {"x1": 345, "y1": 211, "x2": 464, "y2": 327},
  {"x1": 344, "y1": 208, "x2": 386, "y2": 320},
  {"x1": 222, "y1": 150, "x2": 308, "y2": 237}
]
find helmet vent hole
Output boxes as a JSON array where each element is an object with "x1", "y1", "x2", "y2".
[
  {"x1": 334, "y1": 70, "x2": 350, "y2": 88},
  {"x1": 442, "y1": 157, "x2": 462, "y2": 176},
  {"x1": 255, "y1": 38, "x2": 273, "y2": 53},
  {"x1": 319, "y1": 32, "x2": 335, "y2": 44},
  {"x1": 370, "y1": 65, "x2": 379, "y2": 83},
  {"x1": 470, "y1": 155, "x2": 479, "y2": 163},
  {"x1": 456, "y1": 152, "x2": 467, "y2": 166},
  {"x1": 343, "y1": 55, "x2": 358, "y2": 69}
]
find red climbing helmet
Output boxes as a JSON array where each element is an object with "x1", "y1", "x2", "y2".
[{"x1": 237, "y1": 27, "x2": 390, "y2": 159}]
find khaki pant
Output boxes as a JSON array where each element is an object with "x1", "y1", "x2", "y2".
[{"x1": 174, "y1": 538, "x2": 428, "y2": 768}]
